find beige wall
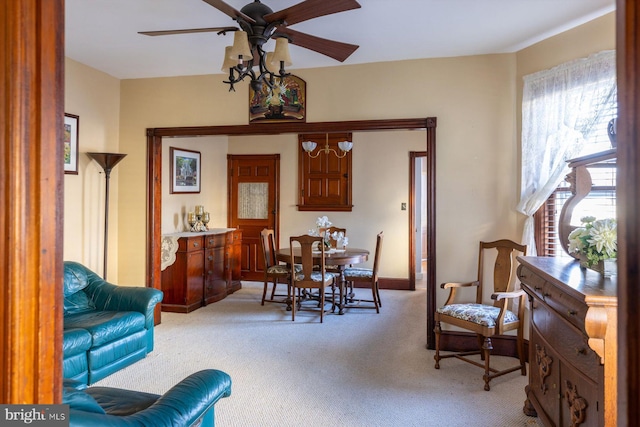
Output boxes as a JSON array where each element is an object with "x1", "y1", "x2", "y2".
[
  {"x1": 64, "y1": 58, "x2": 121, "y2": 278},
  {"x1": 63, "y1": 13, "x2": 615, "y2": 301}
]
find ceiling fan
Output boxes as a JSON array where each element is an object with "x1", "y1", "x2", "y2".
[{"x1": 139, "y1": 0, "x2": 361, "y2": 91}]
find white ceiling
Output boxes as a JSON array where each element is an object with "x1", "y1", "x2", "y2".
[{"x1": 65, "y1": 0, "x2": 616, "y2": 80}]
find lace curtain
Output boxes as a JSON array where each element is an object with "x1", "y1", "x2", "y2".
[{"x1": 517, "y1": 50, "x2": 616, "y2": 255}]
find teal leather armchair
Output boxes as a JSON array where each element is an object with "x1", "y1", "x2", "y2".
[{"x1": 64, "y1": 369, "x2": 232, "y2": 426}]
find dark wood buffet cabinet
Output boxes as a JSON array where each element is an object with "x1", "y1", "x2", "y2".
[
  {"x1": 161, "y1": 229, "x2": 242, "y2": 313},
  {"x1": 517, "y1": 256, "x2": 617, "y2": 427}
]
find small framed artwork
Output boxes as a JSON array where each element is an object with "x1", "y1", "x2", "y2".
[
  {"x1": 64, "y1": 113, "x2": 79, "y2": 174},
  {"x1": 249, "y1": 74, "x2": 306, "y2": 123},
  {"x1": 170, "y1": 147, "x2": 201, "y2": 194}
]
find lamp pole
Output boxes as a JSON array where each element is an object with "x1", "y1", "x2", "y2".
[{"x1": 87, "y1": 153, "x2": 127, "y2": 280}]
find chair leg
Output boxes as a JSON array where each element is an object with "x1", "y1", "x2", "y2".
[
  {"x1": 320, "y1": 287, "x2": 325, "y2": 323},
  {"x1": 434, "y1": 321, "x2": 441, "y2": 369},
  {"x1": 482, "y1": 337, "x2": 493, "y2": 391},
  {"x1": 371, "y1": 281, "x2": 379, "y2": 313},
  {"x1": 291, "y1": 285, "x2": 296, "y2": 321},
  {"x1": 477, "y1": 334, "x2": 485, "y2": 360},
  {"x1": 375, "y1": 280, "x2": 382, "y2": 307},
  {"x1": 270, "y1": 280, "x2": 277, "y2": 299},
  {"x1": 261, "y1": 280, "x2": 268, "y2": 305}
]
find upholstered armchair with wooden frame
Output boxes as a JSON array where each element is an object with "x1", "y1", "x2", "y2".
[
  {"x1": 289, "y1": 234, "x2": 337, "y2": 323},
  {"x1": 342, "y1": 231, "x2": 383, "y2": 313},
  {"x1": 434, "y1": 239, "x2": 527, "y2": 391},
  {"x1": 260, "y1": 228, "x2": 292, "y2": 306}
]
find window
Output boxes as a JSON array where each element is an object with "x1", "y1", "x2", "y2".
[
  {"x1": 534, "y1": 72, "x2": 617, "y2": 256},
  {"x1": 297, "y1": 132, "x2": 353, "y2": 211}
]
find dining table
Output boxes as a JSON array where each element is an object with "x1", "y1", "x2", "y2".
[{"x1": 276, "y1": 246, "x2": 369, "y2": 315}]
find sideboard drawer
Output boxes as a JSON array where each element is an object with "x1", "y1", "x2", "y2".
[
  {"x1": 542, "y1": 281, "x2": 588, "y2": 331},
  {"x1": 180, "y1": 236, "x2": 203, "y2": 252}
]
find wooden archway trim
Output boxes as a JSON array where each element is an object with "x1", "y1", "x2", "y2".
[{"x1": 146, "y1": 118, "x2": 437, "y2": 339}]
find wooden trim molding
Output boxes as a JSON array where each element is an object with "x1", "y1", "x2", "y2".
[
  {"x1": 146, "y1": 118, "x2": 437, "y2": 331},
  {"x1": 0, "y1": 0, "x2": 65, "y2": 403}
]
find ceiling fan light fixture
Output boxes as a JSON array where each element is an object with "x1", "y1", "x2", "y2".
[{"x1": 229, "y1": 30, "x2": 253, "y2": 61}]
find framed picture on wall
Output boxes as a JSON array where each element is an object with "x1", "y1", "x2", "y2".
[
  {"x1": 64, "y1": 113, "x2": 79, "y2": 174},
  {"x1": 170, "y1": 147, "x2": 201, "y2": 194}
]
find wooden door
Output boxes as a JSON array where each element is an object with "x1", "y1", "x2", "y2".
[{"x1": 228, "y1": 155, "x2": 280, "y2": 281}]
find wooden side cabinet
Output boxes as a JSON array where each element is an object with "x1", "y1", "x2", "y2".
[
  {"x1": 161, "y1": 229, "x2": 242, "y2": 312},
  {"x1": 518, "y1": 256, "x2": 617, "y2": 427}
]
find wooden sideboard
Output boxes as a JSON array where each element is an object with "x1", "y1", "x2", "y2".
[
  {"x1": 161, "y1": 229, "x2": 242, "y2": 313},
  {"x1": 518, "y1": 256, "x2": 617, "y2": 427}
]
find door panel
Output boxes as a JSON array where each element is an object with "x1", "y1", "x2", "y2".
[{"x1": 228, "y1": 155, "x2": 280, "y2": 281}]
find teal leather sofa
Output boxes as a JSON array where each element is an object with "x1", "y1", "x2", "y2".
[
  {"x1": 64, "y1": 369, "x2": 232, "y2": 426},
  {"x1": 63, "y1": 261, "x2": 163, "y2": 385}
]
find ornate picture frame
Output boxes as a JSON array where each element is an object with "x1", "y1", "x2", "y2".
[
  {"x1": 170, "y1": 147, "x2": 201, "y2": 194},
  {"x1": 64, "y1": 113, "x2": 79, "y2": 174},
  {"x1": 249, "y1": 74, "x2": 306, "y2": 123}
]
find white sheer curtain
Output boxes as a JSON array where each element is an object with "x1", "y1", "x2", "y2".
[{"x1": 517, "y1": 50, "x2": 616, "y2": 255}]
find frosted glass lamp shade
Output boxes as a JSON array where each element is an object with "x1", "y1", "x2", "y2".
[
  {"x1": 338, "y1": 141, "x2": 353, "y2": 152},
  {"x1": 301, "y1": 141, "x2": 317, "y2": 152},
  {"x1": 229, "y1": 31, "x2": 253, "y2": 60},
  {"x1": 271, "y1": 38, "x2": 292, "y2": 67}
]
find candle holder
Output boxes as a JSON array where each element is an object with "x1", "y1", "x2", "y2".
[{"x1": 188, "y1": 206, "x2": 209, "y2": 232}]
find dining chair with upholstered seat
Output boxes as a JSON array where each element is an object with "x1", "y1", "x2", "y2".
[
  {"x1": 290, "y1": 234, "x2": 337, "y2": 323},
  {"x1": 260, "y1": 228, "x2": 292, "y2": 306},
  {"x1": 342, "y1": 231, "x2": 383, "y2": 313},
  {"x1": 433, "y1": 239, "x2": 527, "y2": 391}
]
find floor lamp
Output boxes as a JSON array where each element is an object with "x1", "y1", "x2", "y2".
[{"x1": 87, "y1": 152, "x2": 127, "y2": 280}]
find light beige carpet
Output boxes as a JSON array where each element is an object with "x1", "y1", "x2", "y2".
[{"x1": 94, "y1": 282, "x2": 543, "y2": 427}]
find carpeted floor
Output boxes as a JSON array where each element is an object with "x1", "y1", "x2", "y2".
[{"x1": 94, "y1": 282, "x2": 543, "y2": 426}]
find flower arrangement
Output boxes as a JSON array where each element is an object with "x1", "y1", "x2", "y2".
[
  {"x1": 307, "y1": 216, "x2": 348, "y2": 249},
  {"x1": 568, "y1": 216, "x2": 617, "y2": 267}
]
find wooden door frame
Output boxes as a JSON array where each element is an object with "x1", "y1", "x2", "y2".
[
  {"x1": 409, "y1": 150, "x2": 437, "y2": 349},
  {"x1": 146, "y1": 118, "x2": 437, "y2": 329}
]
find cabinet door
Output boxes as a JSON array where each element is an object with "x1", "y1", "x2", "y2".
[
  {"x1": 560, "y1": 362, "x2": 601, "y2": 427},
  {"x1": 529, "y1": 327, "x2": 560, "y2": 425},
  {"x1": 204, "y1": 245, "x2": 227, "y2": 304},
  {"x1": 185, "y1": 250, "x2": 204, "y2": 306}
]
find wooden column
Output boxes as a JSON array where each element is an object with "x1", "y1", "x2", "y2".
[
  {"x1": 616, "y1": 0, "x2": 640, "y2": 425},
  {"x1": 0, "y1": 0, "x2": 65, "y2": 403}
]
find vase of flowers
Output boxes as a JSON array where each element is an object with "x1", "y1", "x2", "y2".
[{"x1": 568, "y1": 216, "x2": 617, "y2": 277}]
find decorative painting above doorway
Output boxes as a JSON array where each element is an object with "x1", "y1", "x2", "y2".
[{"x1": 249, "y1": 75, "x2": 306, "y2": 123}]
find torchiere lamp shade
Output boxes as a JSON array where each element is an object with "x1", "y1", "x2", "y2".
[{"x1": 86, "y1": 152, "x2": 127, "y2": 173}]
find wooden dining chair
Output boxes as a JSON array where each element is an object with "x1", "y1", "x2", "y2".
[
  {"x1": 260, "y1": 228, "x2": 292, "y2": 306},
  {"x1": 289, "y1": 234, "x2": 337, "y2": 323},
  {"x1": 342, "y1": 231, "x2": 383, "y2": 313},
  {"x1": 434, "y1": 239, "x2": 527, "y2": 391}
]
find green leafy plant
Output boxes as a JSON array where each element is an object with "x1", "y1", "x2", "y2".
[{"x1": 568, "y1": 216, "x2": 617, "y2": 267}]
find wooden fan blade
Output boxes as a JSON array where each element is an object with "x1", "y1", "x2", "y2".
[
  {"x1": 264, "y1": 0, "x2": 360, "y2": 26},
  {"x1": 138, "y1": 27, "x2": 237, "y2": 36},
  {"x1": 201, "y1": 0, "x2": 256, "y2": 24},
  {"x1": 275, "y1": 27, "x2": 358, "y2": 62}
]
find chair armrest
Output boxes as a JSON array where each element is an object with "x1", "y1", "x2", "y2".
[
  {"x1": 132, "y1": 369, "x2": 232, "y2": 426},
  {"x1": 440, "y1": 280, "x2": 480, "y2": 289},
  {"x1": 440, "y1": 281, "x2": 480, "y2": 306},
  {"x1": 491, "y1": 289, "x2": 525, "y2": 301}
]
